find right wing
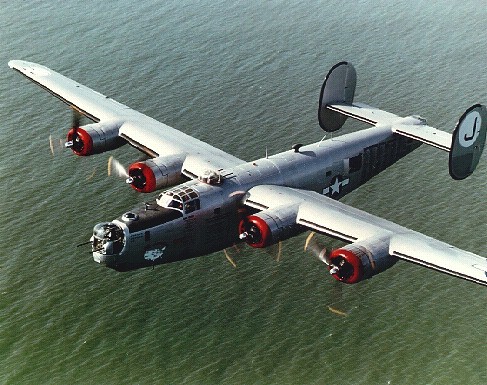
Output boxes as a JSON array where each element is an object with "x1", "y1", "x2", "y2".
[
  {"x1": 8, "y1": 60, "x2": 244, "y2": 174},
  {"x1": 242, "y1": 185, "x2": 487, "y2": 286}
]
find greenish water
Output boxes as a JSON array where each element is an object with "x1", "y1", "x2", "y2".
[{"x1": 1, "y1": 1, "x2": 487, "y2": 384}]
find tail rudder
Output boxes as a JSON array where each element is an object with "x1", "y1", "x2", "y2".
[
  {"x1": 449, "y1": 104, "x2": 487, "y2": 180},
  {"x1": 318, "y1": 61, "x2": 357, "y2": 132}
]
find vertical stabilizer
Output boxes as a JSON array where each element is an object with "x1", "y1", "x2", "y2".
[
  {"x1": 318, "y1": 62, "x2": 357, "y2": 132},
  {"x1": 449, "y1": 104, "x2": 487, "y2": 180}
]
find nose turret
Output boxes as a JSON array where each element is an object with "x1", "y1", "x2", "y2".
[{"x1": 92, "y1": 222, "x2": 125, "y2": 265}]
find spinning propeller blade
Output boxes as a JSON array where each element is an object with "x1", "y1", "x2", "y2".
[
  {"x1": 49, "y1": 134, "x2": 69, "y2": 156},
  {"x1": 304, "y1": 232, "x2": 330, "y2": 265},
  {"x1": 222, "y1": 241, "x2": 283, "y2": 268},
  {"x1": 65, "y1": 108, "x2": 83, "y2": 151},
  {"x1": 304, "y1": 232, "x2": 348, "y2": 315},
  {"x1": 223, "y1": 244, "x2": 243, "y2": 268},
  {"x1": 266, "y1": 241, "x2": 283, "y2": 262},
  {"x1": 72, "y1": 108, "x2": 82, "y2": 129},
  {"x1": 107, "y1": 156, "x2": 129, "y2": 178},
  {"x1": 224, "y1": 248, "x2": 238, "y2": 268}
]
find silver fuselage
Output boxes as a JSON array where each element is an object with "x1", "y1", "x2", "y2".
[{"x1": 93, "y1": 126, "x2": 419, "y2": 271}]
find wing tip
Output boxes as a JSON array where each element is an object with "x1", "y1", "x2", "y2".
[
  {"x1": 8, "y1": 60, "x2": 50, "y2": 77},
  {"x1": 8, "y1": 59, "x2": 20, "y2": 69}
]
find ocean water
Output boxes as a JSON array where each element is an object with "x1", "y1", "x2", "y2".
[{"x1": 1, "y1": 1, "x2": 487, "y2": 384}]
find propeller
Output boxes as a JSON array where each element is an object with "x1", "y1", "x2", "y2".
[
  {"x1": 223, "y1": 240, "x2": 283, "y2": 268},
  {"x1": 304, "y1": 232, "x2": 331, "y2": 265},
  {"x1": 223, "y1": 245, "x2": 241, "y2": 268},
  {"x1": 223, "y1": 249, "x2": 237, "y2": 269},
  {"x1": 266, "y1": 241, "x2": 283, "y2": 262},
  {"x1": 304, "y1": 232, "x2": 348, "y2": 316},
  {"x1": 107, "y1": 156, "x2": 129, "y2": 178},
  {"x1": 49, "y1": 134, "x2": 65, "y2": 156},
  {"x1": 65, "y1": 108, "x2": 83, "y2": 151},
  {"x1": 304, "y1": 232, "x2": 342, "y2": 275}
]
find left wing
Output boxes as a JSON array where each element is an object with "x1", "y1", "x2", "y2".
[
  {"x1": 243, "y1": 185, "x2": 487, "y2": 286},
  {"x1": 8, "y1": 60, "x2": 244, "y2": 175}
]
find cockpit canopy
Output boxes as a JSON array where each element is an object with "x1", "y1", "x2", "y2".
[{"x1": 156, "y1": 186, "x2": 200, "y2": 214}]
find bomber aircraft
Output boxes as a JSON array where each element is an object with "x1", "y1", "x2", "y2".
[{"x1": 9, "y1": 60, "x2": 487, "y2": 286}]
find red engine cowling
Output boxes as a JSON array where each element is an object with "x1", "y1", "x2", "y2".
[
  {"x1": 127, "y1": 155, "x2": 186, "y2": 193},
  {"x1": 66, "y1": 121, "x2": 124, "y2": 156},
  {"x1": 238, "y1": 208, "x2": 300, "y2": 248},
  {"x1": 328, "y1": 237, "x2": 398, "y2": 284}
]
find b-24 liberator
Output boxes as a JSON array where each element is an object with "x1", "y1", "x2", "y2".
[{"x1": 9, "y1": 60, "x2": 487, "y2": 286}]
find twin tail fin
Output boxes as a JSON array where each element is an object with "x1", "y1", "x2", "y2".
[{"x1": 318, "y1": 61, "x2": 487, "y2": 180}]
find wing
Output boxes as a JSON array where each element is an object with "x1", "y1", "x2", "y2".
[
  {"x1": 243, "y1": 185, "x2": 487, "y2": 286},
  {"x1": 8, "y1": 60, "x2": 244, "y2": 174}
]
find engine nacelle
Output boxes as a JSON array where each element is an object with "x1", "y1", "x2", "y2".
[
  {"x1": 127, "y1": 155, "x2": 186, "y2": 193},
  {"x1": 328, "y1": 236, "x2": 397, "y2": 284},
  {"x1": 238, "y1": 207, "x2": 300, "y2": 248},
  {"x1": 66, "y1": 121, "x2": 124, "y2": 156}
]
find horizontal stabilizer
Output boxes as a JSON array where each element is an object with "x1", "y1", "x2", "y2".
[
  {"x1": 391, "y1": 119, "x2": 451, "y2": 151},
  {"x1": 327, "y1": 102, "x2": 453, "y2": 151},
  {"x1": 322, "y1": 68, "x2": 486, "y2": 179}
]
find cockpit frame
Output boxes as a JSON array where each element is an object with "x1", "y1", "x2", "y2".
[{"x1": 156, "y1": 186, "x2": 201, "y2": 215}]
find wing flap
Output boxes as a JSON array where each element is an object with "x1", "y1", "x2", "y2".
[{"x1": 296, "y1": 197, "x2": 387, "y2": 242}]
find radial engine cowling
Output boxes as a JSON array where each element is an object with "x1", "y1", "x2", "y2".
[
  {"x1": 238, "y1": 207, "x2": 300, "y2": 248},
  {"x1": 66, "y1": 121, "x2": 124, "y2": 156},
  {"x1": 328, "y1": 236, "x2": 398, "y2": 284},
  {"x1": 127, "y1": 155, "x2": 186, "y2": 193}
]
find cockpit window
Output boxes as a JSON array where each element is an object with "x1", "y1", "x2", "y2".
[{"x1": 157, "y1": 186, "x2": 200, "y2": 214}]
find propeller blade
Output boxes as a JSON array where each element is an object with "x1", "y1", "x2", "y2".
[
  {"x1": 266, "y1": 241, "x2": 283, "y2": 262},
  {"x1": 49, "y1": 134, "x2": 55, "y2": 156},
  {"x1": 224, "y1": 248, "x2": 238, "y2": 268},
  {"x1": 223, "y1": 241, "x2": 282, "y2": 268},
  {"x1": 107, "y1": 156, "x2": 129, "y2": 178},
  {"x1": 304, "y1": 232, "x2": 330, "y2": 265},
  {"x1": 86, "y1": 165, "x2": 97, "y2": 181},
  {"x1": 65, "y1": 108, "x2": 83, "y2": 150},
  {"x1": 49, "y1": 134, "x2": 66, "y2": 156},
  {"x1": 72, "y1": 108, "x2": 82, "y2": 129}
]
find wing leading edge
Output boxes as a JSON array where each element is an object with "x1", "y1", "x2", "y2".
[
  {"x1": 243, "y1": 185, "x2": 487, "y2": 286},
  {"x1": 8, "y1": 60, "x2": 244, "y2": 174}
]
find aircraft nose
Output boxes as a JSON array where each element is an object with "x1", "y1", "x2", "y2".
[
  {"x1": 91, "y1": 222, "x2": 125, "y2": 267},
  {"x1": 92, "y1": 249, "x2": 119, "y2": 267},
  {"x1": 93, "y1": 252, "x2": 108, "y2": 264}
]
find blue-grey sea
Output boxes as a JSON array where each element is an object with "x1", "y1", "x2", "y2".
[{"x1": 1, "y1": 1, "x2": 487, "y2": 384}]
